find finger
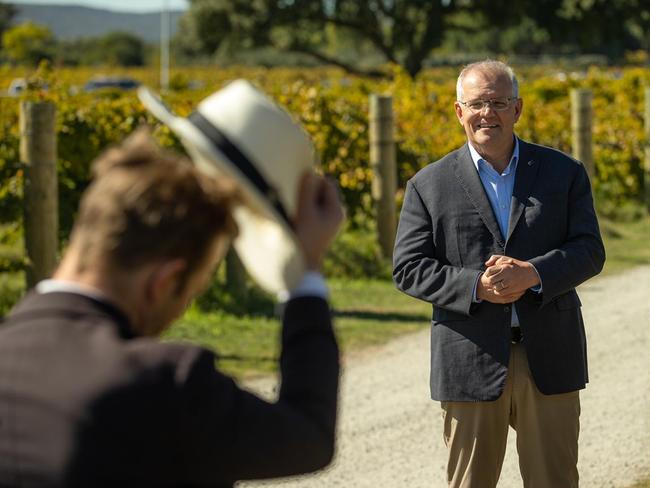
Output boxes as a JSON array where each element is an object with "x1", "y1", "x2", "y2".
[
  {"x1": 485, "y1": 278, "x2": 499, "y2": 289},
  {"x1": 485, "y1": 255, "x2": 503, "y2": 267},
  {"x1": 320, "y1": 177, "x2": 340, "y2": 206},
  {"x1": 493, "y1": 287, "x2": 520, "y2": 298},
  {"x1": 497, "y1": 289, "x2": 524, "y2": 300},
  {"x1": 321, "y1": 178, "x2": 345, "y2": 220},
  {"x1": 297, "y1": 171, "x2": 318, "y2": 209},
  {"x1": 495, "y1": 256, "x2": 514, "y2": 265},
  {"x1": 484, "y1": 266, "x2": 501, "y2": 278},
  {"x1": 485, "y1": 272, "x2": 505, "y2": 285},
  {"x1": 485, "y1": 264, "x2": 509, "y2": 279}
]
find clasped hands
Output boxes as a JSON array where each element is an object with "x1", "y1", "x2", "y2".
[{"x1": 476, "y1": 255, "x2": 541, "y2": 304}]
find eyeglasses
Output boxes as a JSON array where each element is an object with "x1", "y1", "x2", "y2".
[{"x1": 458, "y1": 97, "x2": 518, "y2": 112}]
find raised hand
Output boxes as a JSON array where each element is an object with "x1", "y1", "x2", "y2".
[{"x1": 293, "y1": 172, "x2": 345, "y2": 271}]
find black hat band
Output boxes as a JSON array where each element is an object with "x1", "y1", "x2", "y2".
[{"x1": 188, "y1": 111, "x2": 291, "y2": 228}]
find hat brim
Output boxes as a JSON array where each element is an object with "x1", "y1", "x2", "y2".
[{"x1": 138, "y1": 86, "x2": 306, "y2": 293}]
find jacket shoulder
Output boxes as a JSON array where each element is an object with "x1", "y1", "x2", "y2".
[
  {"x1": 125, "y1": 338, "x2": 219, "y2": 386},
  {"x1": 410, "y1": 145, "x2": 467, "y2": 185},
  {"x1": 522, "y1": 140, "x2": 583, "y2": 169}
]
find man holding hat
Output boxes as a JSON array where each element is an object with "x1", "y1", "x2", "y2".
[{"x1": 0, "y1": 82, "x2": 344, "y2": 486}]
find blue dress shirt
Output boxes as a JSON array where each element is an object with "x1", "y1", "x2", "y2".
[{"x1": 468, "y1": 138, "x2": 525, "y2": 326}]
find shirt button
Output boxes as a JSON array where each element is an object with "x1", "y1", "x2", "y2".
[{"x1": 504, "y1": 306, "x2": 510, "y2": 313}]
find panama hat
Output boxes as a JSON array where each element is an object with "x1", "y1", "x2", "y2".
[{"x1": 138, "y1": 80, "x2": 315, "y2": 293}]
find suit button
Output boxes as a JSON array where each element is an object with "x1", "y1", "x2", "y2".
[{"x1": 504, "y1": 306, "x2": 510, "y2": 313}]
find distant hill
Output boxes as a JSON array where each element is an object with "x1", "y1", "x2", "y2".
[{"x1": 12, "y1": 4, "x2": 184, "y2": 43}]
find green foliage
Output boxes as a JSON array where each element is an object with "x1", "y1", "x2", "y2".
[
  {"x1": 179, "y1": 0, "x2": 451, "y2": 77},
  {"x1": 1, "y1": 65, "x2": 648, "y2": 229},
  {"x1": 0, "y1": 271, "x2": 23, "y2": 317},
  {"x1": 0, "y1": 221, "x2": 25, "y2": 316},
  {"x1": 0, "y1": 2, "x2": 16, "y2": 48},
  {"x1": 0, "y1": 103, "x2": 21, "y2": 228},
  {"x1": 2, "y1": 22, "x2": 55, "y2": 66},
  {"x1": 98, "y1": 31, "x2": 145, "y2": 67},
  {"x1": 469, "y1": 0, "x2": 650, "y2": 59},
  {"x1": 323, "y1": 222, "x2": 392, "y2": 280},
  {"x1": 57, "y1": 31, "x2": 145, "y2": 67},
  {"x1": 195, "y1": 263, "x2": 276, "y2": 317},
  {"x1": 194, "y1": 220, "x2": 393, "y2": 317},
  {"x1": 168, "y1": 72, "x2": 190, "y2": 91},
  {"x1": 177, "y1": 1, "x2": 650, "y2": 77},
  {"x1": 0, "y1": 64, "x2": 648, "y2": 314}
]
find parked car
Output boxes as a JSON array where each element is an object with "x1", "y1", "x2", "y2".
[{"x1": 83, "y1": 76, "x2": 140, "y2": 92}]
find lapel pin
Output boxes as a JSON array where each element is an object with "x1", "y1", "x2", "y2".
[{"x1": 528, "y1": 160, "x2": 535, "y2": 166}]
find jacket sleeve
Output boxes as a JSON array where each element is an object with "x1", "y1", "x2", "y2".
[
  {"x1": 176, "y1": 296, "x2": 339, "y2": 485},
  {"x1": 528, "y1": 162, "x2": 605, "y2": 306},
  {"x1": 393, "y1": 178, "x2": 482, "y2": 316}
]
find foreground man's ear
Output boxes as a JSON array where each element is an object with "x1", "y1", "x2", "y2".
[{"x1": 145, "y1": 259, "x2": 188, "y2": 303}]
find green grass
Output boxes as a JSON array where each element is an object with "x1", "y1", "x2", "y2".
[
  {"x1": 599, "y1": 215, "x2": 650, "y2": 276},
  {"x1": 166, "y1": 278, "x2": 431, "y2": 379}
]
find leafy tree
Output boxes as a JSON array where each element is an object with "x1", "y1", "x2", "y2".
[
  {"x1": 100, "y1": 31, "x2": 145, "y2": 66},
  {"x1": 0, "y1": 1, "x2": 16, "y2": 46},
  {"x1": 441, "y1": 10, "x2": 552, "y2": 57},
  {"x1": 474, "y1": 0, "x2": 650, "y2": 58},
  {"x1": 178, "y1": 0, "x2": 650, "y2": 77},
  {"x1": 2, "y1": 22, "x2": 55, "y2": 66},
  {"x1": 56, "y1": 31, "x2": 145, "y2": 67},
  {"x1": 178, "y1": 0, "x2": 457, "y2": 78},
  {"x1": 55, "y1": 37, "x2": 100, "y2": 66}
]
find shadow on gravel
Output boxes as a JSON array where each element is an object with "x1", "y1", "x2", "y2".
[{"x1": 333, "y1": 309, "x2": 430, "y2": 323}]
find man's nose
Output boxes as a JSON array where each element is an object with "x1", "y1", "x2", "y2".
[{"x1": 479, "y1": 102, "x2": 496, "y2": 115}]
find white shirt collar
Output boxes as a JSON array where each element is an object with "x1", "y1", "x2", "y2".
[
  {"x1": 468, "y1": 137, "x2": 520, "y2": 175},
  {"x1": 36, "y1": 279, "x2": 110, "y2": 303}
]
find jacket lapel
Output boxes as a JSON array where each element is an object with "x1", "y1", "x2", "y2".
[
  {"x1": 506, "y1": 140, "x2": 540, "y2": 242},
  {"x1": 453, "y1": 144, "x2": 505, "y2": 247}
]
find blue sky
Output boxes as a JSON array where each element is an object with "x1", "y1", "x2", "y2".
[{"x1": 12, "y1": 0, "x2": 189, "y2": 13}]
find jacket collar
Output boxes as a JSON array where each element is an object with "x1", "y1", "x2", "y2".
[
  {"x1": 453, "y1": 144, "x2": 505, "y2": 246},
  {"x1": 507, "y1": 139, "x2": 540, "y2": 242},
  {"x1": 452, "y1": 137, "x2": 540, "y2": 245},
  {"x1": 6, "y1": 290, "x2": 136, "y2": 340}
]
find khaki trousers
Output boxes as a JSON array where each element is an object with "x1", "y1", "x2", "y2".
[{"x1": 440, "y1": 343, "x2": 580, "y2": 488}]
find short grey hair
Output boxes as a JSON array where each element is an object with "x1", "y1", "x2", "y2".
[{"x1": 456, "y1": 59, "x2": 519, "y2": 101}]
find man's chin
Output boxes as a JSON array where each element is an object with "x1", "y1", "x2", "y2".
[{"x1": 472, "y1": 131, "x2": 504, "y2": 146}]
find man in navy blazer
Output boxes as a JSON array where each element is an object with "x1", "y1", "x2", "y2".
[
  {"x1": 393, "y1": 60, "x2": 604, "y2": 487},
  {"x1": 0, "y1": 129, "x2": 344, "y2": 487}
]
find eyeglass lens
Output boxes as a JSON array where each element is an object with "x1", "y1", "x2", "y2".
[{"x1": 465, "y1": 98, "x2": 512, "y2": 111}]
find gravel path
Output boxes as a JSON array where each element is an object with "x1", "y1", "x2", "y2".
[{"x1": 240, "y1": 266, "x2": 650, "y2": 487}]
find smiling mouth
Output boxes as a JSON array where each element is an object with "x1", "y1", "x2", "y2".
[{"x1": 477, "y1": 124, "x2": 498, "y2": 129}]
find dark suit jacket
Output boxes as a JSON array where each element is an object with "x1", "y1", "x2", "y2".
[
  {"x1": 393, "y1": 139, "x2": 605, "y2": 401},
  {"x1": 0, "y1": 291, "x2": 339, "y2": 487}
]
